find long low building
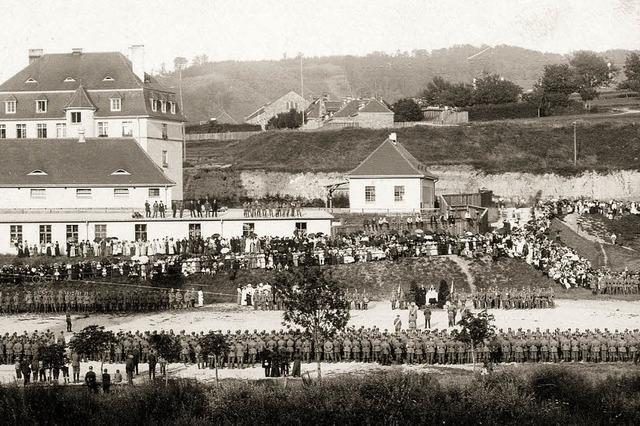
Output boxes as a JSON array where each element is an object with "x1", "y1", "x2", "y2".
[{"x1": 0, "y1": 209, "x2": 334, "y2": 255}]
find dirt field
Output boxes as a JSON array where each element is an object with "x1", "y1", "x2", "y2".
[{"x1": 1, "y1": 298, "x2": 639, "y2": 384}]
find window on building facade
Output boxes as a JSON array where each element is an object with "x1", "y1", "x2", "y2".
[
  {"x1": 295, "y1": 222, "x2": 308, "y2": 236},
  {"x1": 110, "y1": 98, "x2": 121, "y2": 112},
  {"x1": 36, "y1": 100, "x2": 47, "y2": 113},
  {"x1": 170, "y1": 102, "x2": 176, "y2": 114},
  {"x1": 98, "y1": 122, "x2": 108, "y2": 137},
  {"x1": 394, "y1": 185, "x2": 405, "y2": 202},
  {"x1": 76, "y1": 188, "x2": 92, "y2": 198},
  {"x1": 71, "y1": 111, "x2": 82, "y2": 123},
  {"x1": 135, "y1": 224, "x2": 147, "y2": 242},
  {"x1": 30, "y1": 188, "x2": 46, "y2": 199},
  {"x1": 94, "y1": 224, "x2": 107, "y2": 240},
  {"x1": 148, "y1": 188, "x2": 160, "y2": 198},
  {"x1": 37, "y1": 123, "x2": 47, "y2": 138},
  {"x1": 66, "y1": 224, "x2": 79, "y2": 243},
  {"x1": 0, "y1": 124, "x2": 5, "y2": 139},
  {"x1": 10, "y1": 225, "x2": 23, "y2": 245},
  {"x1": 188, "y1": 223, "x2": 201, "y2": 238},
  {"x1": 365, "y1": 186, "x2": 376, "y2": 203},
  {"x1": 5, "y1": 100, "x2": 16, "y2": 114},
  {"x1": 151, "y1": 99, "x2": 158, "y2": 112},
  {"x1": 114, "y1": 188, "x2": 130, "y2": 198},
  {"x1": 56, "y1": 123, "x2": 67, "y2": 138},
  {"x1": 121, "y1": 121, "x2": 133, "y2": 137},
  {"x1": 162, "y1": 150, "x2": 168, "y2": 167},
  {"x1": 242, "y1": 223, "x2": 255, "y2": 237},
  {"x1": 39, "y1": 225, "x2": 52, "y2": 244},
  {"x1": 16, "y1": 124, "x2": 26, "y2": 138},
  {"x1": 160, "y1": 100, "x2": 166, "y2": 113},
  {"x1": 161, "y1": 124, "x2": 168, "y2": 140}
]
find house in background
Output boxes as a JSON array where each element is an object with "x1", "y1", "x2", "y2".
[
  {"x1": 244, "y1": 90, "x2": 309, "y2": 129},
  {"x1": 322, "y1": 98, "x2": 394, "y2": 130},
  {"x1": 347, "y1": 134, "x2": 437, "y2": 213},
  {"x1": 303, "y1": 96, "x2": 344, "y2": 129},
  {"x1": 0, "y1": 46, "x2": 186, "y2": 200}
]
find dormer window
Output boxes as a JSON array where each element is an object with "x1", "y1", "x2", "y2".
[
  {"x1": 110, "y1": 97, "x2": 121, "y2": 112},
  {"x1": 28, "y1": 169, "x2": 47, "y2": 176},
  {"x1": 103, "y1": 76, "x2": 115, "y2": 82},
  {"x1": 64, "y1": 77, "x2": 76, "y2": 82},
  {"x1": 36, "y1": 99, "x2": 47, "y2": 113},
  {"x1": 160, "y1": 100, "x2": 166, "y2": 113},
  {"x1": 151, "y1": 99, "x2": 158, "y2": 112},
  {"x1": 111, "y1": 169, "x2": 130, "y2": 176},
  {"x1": 5, "y1": 100, "x2": 16, "y2": 114},
  {"x1": 25, "y1": 77, "x2": 37, "y2": 84},
  {"x1": 170, "y1": 101, "x2": 176, "y2": 114}
]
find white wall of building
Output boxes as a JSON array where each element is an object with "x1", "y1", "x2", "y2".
[
  {"x1": 349, "y1": 177, "x2": 423, "y2": 213},
  {"x1": 0, "y1": 187, "x2": 171, "y2": 209},
  {"x1": 0, "y1": 218, "x2": 331, "y2": 254}
]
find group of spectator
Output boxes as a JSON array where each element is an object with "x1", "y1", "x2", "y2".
[
  {"x1": 463, "y1": 286, "x2": 556, "y2": 310},
  {"x1": 242, "y1": 200, "x2": 303, "y2": 218}
]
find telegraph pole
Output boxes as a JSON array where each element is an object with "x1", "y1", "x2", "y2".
[
  {"x1": 300, "y1": 53, "x2": 304, "y2": 124},
  {"x1": 572, "y1": 121, "x2": 577, "y2": 166}
]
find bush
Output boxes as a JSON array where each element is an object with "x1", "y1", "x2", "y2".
[{"x1": 467, "y1": 102, "x2": 539, "y2": 121}]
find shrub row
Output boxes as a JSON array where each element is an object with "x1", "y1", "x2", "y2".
[{"x1": 1, "y1": 367, "x2": 639, "y2": 425}]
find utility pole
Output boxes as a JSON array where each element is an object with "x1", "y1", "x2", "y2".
[
  {"x1": 572, "y1": 121, "x2": 577, "y2": 166},
  {"x1": 300, "y1": 53, "x2": 304, "y2": 124}
]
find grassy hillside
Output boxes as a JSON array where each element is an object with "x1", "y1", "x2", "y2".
[{"x1": 186, "y1": 119, "x2": 640, "y2": 175}]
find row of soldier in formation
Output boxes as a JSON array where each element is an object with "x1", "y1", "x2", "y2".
[
  {"x1": 595, "y1": 276, "x2": 640, "y2": 295},
  {"x1": 242, "y1": 200, "x2": 304, "y2": 218},
  {"x1": 462, "y1": 286, "x2": 556, "y2": 310},
  {"x1": 0, "y1": 288, "x2": 201, "y2": 314},
  {"x1": 4, "y1": 327, "x2": 639, "y2": 369}
]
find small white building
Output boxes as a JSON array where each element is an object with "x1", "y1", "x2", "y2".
[{"x1": 347, "y1": 135, "x2": 437, "y2": 213}]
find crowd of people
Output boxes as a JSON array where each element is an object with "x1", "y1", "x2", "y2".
[
  {"x1": 0, "y1": 288, "x2": 202, "y2": 314},
  {"x1": 242, "y1": 200, "x2": 303, "y2": 218},
  {"x1": 4, "y1": 325, "x2": 639, "y2": 388},
  {"x1": 464, "y1": 286, "x2": 555, "y2": 310}
]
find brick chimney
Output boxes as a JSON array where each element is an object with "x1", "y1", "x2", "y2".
[
  {"x1": 28, "y1": 49, "x2": 43, "y2": 63},
  {"x1": 129, "y1": 44, "x2": 145, "y2": 82}
]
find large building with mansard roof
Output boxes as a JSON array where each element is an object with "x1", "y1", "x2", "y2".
[{"x1": 0, "y1": 45, "x2": 186, "y2": 200}]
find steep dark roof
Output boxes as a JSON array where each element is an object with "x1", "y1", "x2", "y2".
[
  {"x1": 332, "y1": 100, "x2": 361, "y2": 118},
  {"x1": 0, "y1": 52, "x2": 142, "y2": 92},
  {"x1": 65, "y1": 85, "x2": 96, "y2": 109},
  {"x1": 360, "y1": 99, "x2": 392, "y2": 113},
  {"x1": 0, "y1": 51, "x2": 187, "y2": 122},
  {"x1": 349, "y1": 138, "x2": 437, "y2": 179},
  {"x1": 0, "y1": 138, "x2": 174, "y2": 187}
]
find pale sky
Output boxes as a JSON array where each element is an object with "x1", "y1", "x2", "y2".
[{"x1": 0, "y1": 0, "x2": 638, "y2": 81}]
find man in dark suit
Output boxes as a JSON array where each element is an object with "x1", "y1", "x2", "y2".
[{"x1": 102, "y1": 369, "x2": 111, "y2": 393}]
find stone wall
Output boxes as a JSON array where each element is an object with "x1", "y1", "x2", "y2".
[{"x1": 237, "y1": 166, "x2": 640, "y2": 201}]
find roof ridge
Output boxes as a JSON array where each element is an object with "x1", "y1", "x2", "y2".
[
  {"x1": 348, "y1": 138, "x2": 394, "y2": 175},
  {"x1": 394, "y1": 142, "x2": 424, "y2": 175}
]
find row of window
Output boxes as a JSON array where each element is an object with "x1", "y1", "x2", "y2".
[
  {"x1": 10, "y1": 222, "x2": 309, "y2": 245},
  {"x1": 0, "y1": 121, "x2": 136, "y2": 139},
  {"x1": 150, "y1": 99, "x2": 177, "y2": 115},
  {"x1": 364, "y1": 185, "x2": 405, "y2": 203},
  {"x1": 4, "y1": 98, "x2": 122, "y2": 115},
  {"x1": 28, "y1": 187, "x2": 164, "y2": 200}
]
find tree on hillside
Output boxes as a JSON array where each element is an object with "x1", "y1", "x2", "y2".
[
  {"x1": 266, "y1": 109, "x2": 304, "y2": 130},
  {"x1": 620, "y1": 52, "x2": 640, "y2": 92},
  {"x1": 455, "y1": 309, "x2": 495, "y2": 368},
  {"x1": 421, "y1": 76, "x2": 473, "y2": 108},
  {"x1": 472, "y1": 74, "x2": 522, "y2": 105},
  {"x1": 528, "y1": 64, "x2": 578, "y2": 116},
  {"x1": 198, "y1": 331, "x2": 230, "y2": 386},
  {"x1": 392, "y1": 98, "x2": 423, "y2": 122},
  {"x1": 273, "y1": 266, "x2": 350, "y2": 379},
  {"x1": 569, "y1": 51, "x2": 617, "y2": 108},
  {"x1": 69, "y1": 325, "x2": 118, "y2": 374}
]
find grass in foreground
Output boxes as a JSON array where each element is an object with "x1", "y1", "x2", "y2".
[{"x1": 1, "y1": 366, "x2": 639, "y2": 425}]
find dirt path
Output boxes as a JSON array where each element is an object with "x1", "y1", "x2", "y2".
[{"x1": 449, "y1": 256, "x2": 476, "y2": 292}]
